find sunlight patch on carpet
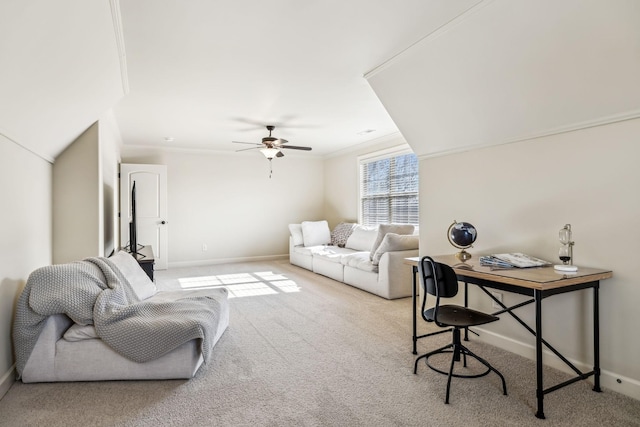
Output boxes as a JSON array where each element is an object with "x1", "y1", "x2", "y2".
[{"x1": 178, "y1": 271, "x2": 301, "y2": 298}]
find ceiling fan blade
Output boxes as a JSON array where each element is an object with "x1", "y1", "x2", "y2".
[
  {"x1": 280, "y1": 145, "x2": 312, "y2": 151},
  {"x1": 232, "y1": 141, "x2": 262, "y2": 146},
  {"x1": 276, "y1": 151, "x2": 285, "y2": 158},
  {"x1": 235, "y1": 146, "x2": 261, "y2": 152},
  {"x1": 274, "y1": 138, "x2": 288, "y2": 145}
]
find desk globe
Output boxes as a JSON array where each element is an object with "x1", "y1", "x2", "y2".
[{"x1": 448, "y1": 221, "x2": 477, "y2": 261}]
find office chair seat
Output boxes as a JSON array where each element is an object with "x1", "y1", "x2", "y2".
[{"x1": 424, "y1": 305, "x2": 499, "y2": 329}]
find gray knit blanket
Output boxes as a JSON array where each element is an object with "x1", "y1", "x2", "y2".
[{"x1": 13, "y1": 257, "x2": 224, "y2": 378}]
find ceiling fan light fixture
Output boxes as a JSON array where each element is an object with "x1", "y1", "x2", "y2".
[{"x1": 260, "y1": 147, "x2": 280, "y2": 159}]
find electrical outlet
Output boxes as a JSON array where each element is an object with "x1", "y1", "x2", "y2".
[
  {"x1": 491, "y1": 291, "x2": 503, "y2": 309},
  {"x1": 202, "y1": 243, "x2": 208, "y2": 252}
]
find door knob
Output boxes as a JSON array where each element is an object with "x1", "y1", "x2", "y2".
[{"x1": 161, "y1": 220, "x2": 167, "y2": 225}]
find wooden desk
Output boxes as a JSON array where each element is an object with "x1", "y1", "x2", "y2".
[{"x1": 405, "y1": 255, "x2": 612, "y2": 419}]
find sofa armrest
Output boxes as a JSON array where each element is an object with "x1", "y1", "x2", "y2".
[
  {"x1": 377, "y1": 249, "x2": 419, "y2": 299},
  {"x1": 21, "y1": 314, "x2": 73, "y2": 382}
]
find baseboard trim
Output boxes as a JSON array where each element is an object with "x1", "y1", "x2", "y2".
[
  {"x1": 474, "y1": 327, "x2": 640, "y2": 401},
  {"x1": 0, "y1": 364, "x2": 15, "y2": 400},
  {"x1": 168, "y1": 254, "x2": 288, "y2": 269}
]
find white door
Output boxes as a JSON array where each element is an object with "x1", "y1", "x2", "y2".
[{"x1": 120, "y1": 164, "x2": 168, "y2": 270}]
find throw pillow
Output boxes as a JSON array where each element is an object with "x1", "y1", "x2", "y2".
[
  {"x1": 109, "y1": 250, "x2": 157, "y2": 300},
  {"x1": 370, "y1": 224, "x2": 415, "y2": 260},
  {"x1": 288, "y1": 224, "x2": 304, "y2": 246},
  {"x1": 301, "y1": 220, "x2": 332, "y2": 247},
  {"x1": 331, "y1": 222, "x2": 356, "y2": 247},
  {"x1": 372, "y1": 233, "x2": 420, "y2": 265},
  {"x1": 344, "y1": 225, "x2": 378, "y2": 251}
]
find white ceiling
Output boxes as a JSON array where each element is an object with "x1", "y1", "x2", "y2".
[
  {"x1": 113, "y1": 0, "x2": 481, "y2": 156},
  {"x1": 8, "y1": 1, "x2": 632, "y2": 163},
  {"x1": 367, "y1": 0, "x2": 640, "y2": 158},
  {"x1": 0, "y1": 0, "x2": 126, "y2": 162}
]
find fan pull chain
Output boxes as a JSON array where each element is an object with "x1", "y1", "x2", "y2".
[{"x1": 269, "y1": 158, "x2": 273, "y2": 178}]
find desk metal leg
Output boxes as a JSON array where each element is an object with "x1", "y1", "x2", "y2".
[
  {"x1": 593, "y1": 284, "x2": 602, "y2": 392},
  {"x1": 412, "y1": 265, "x2": 418, "y2": 355},
  {"x1": 535, "y1": 289, "x2": 545, "y2": 419},
  {"x1": 464, "y1": 281, "x2": 469, "y2": 341}
]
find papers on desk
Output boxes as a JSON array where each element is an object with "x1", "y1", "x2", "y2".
[{"x1": 479, "y1": 253, "x2": 552, "y2": 269}]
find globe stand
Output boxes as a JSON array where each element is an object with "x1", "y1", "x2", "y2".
[
  {"x1": 455, "y1": 250, "x2": 472, "y2": 262},
  {"x1": 448, "y1": 220, "x2": 477, "y2": 262}
]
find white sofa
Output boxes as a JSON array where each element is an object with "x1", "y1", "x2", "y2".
[{"x1": 289, "y1": 221, "x2": 419, "y2": 299}]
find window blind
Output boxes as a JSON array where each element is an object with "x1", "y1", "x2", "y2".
[{"x1": 360, "y1": 152, "x2": 419, "y2": 226}]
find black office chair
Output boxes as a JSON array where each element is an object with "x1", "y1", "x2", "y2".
[{"x1": 414, "y1": 256, "x2": 507, "y2": 404}]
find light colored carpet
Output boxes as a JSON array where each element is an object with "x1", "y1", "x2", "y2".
[{"x1": 1, "y1": 259, "x2": 639, "y2": 426}]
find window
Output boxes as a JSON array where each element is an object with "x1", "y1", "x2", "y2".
[{"x1": 359, "y1": 149, "x2": 419, "y2": 226}]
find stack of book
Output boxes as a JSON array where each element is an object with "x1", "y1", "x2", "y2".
[{"x1": 479, "y1": 253, "x2": 551, "y2": 269}]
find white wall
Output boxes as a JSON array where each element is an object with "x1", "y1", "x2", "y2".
[
  {"x1": 419, "y1": 118, "x2": 640, "y2": 399},
  {"x1": 121, "y1": 148, "x2": 324, "y2": 266},
  {"x1": 52, "y1": 118, "x2": 122, "y2": 264},
  {"x1": 52, "y1": 123, "x2": 101, "y2": 264},
  {"x1": 99, "y1": 111, "x2": 124, "y2": 256},
  {"x1": 0, "y1": 136, "x2": 52, "y2": 399}
]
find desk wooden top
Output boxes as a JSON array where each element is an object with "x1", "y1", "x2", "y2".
[{"x1": 405, "y1": 255, "x2": 612, "y2": 291}]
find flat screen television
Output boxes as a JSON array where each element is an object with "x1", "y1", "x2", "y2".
[{"x1": 129, "y1": 181, "x2": 138, "y2": 255}]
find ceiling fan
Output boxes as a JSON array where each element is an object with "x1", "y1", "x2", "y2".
[{"x1": 232, "y1": 125, "x2": 312, "y2": 159}]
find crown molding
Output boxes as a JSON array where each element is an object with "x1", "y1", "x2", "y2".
[
  {"x1": 322, "y1": 131, "x2": 406, "y2": 160},
  {"x1": 123, "y1": 135, "x2": 409, "y2": 159},
  {"x1": 121, "y1": 143, "x2": 322, "y2": 159},
  {"x1": 109, "y1": 0, "x2": 129, "y2": 95},
  {"x1": 417, "y1": 109, "x2": 640, "y2": 161},
  {"x1": 364, "y1": 0, "x2": 491, "y2": 80},
  {"x1": 0, "y1": 129, "x2": 55, "y2": 164}
]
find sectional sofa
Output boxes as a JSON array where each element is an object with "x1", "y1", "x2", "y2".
[{"x1": 289, "y1": 221, "x2": 419, "y2": 299}]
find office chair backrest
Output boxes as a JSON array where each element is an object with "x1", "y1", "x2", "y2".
[{"x1": 418, "y1": 256, "x2": 459, "y2": 299}]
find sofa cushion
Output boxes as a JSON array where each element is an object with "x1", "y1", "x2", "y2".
[
  {"x1": 313, "y1": 246, "x2": 357, "y2": 263},
  {"x1": 288, "y1": 224, "x2": 304, "y2": 246},
  {"x1": 63, "y1": 324, "x2": 98, "y2": 342},
  {"x1": 345, "y1": 225, "x2": 378, "y2": 251},
  {"x1": 370, "y1": 224, "x2": 415, "y2": 260},
  {"x1": 331, "y1": 222, "x2": 356, "y2": 247},
  {"x1": 371, "y1": 233, "x2": 420, "y2": 265},
  {"x1": 301, "y1": 220, "x2": 331, "y2": 247},
  {"x1": 109, "y1": 250, "x2": 157, "y2": 300},
  {"x1": 292, "y1": 245, "x2": 326, "y2": 256},
  {"x1": 341, "y1": 252, "x2": 378, "y2": 273}
]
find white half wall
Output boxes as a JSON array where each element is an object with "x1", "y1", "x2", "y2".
[
  {"x1": 53, "y1": 124, "x2": 101, "y2": 264},
  {"x1": 0, "y1": 135, "x2": 52, "y2": 399},
  {"x1": 121, "y1": 148, "x2": 325, "y2": 266},
  {"x1": 99, "y1": 111, "x2": 124, "y2": 256}
]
